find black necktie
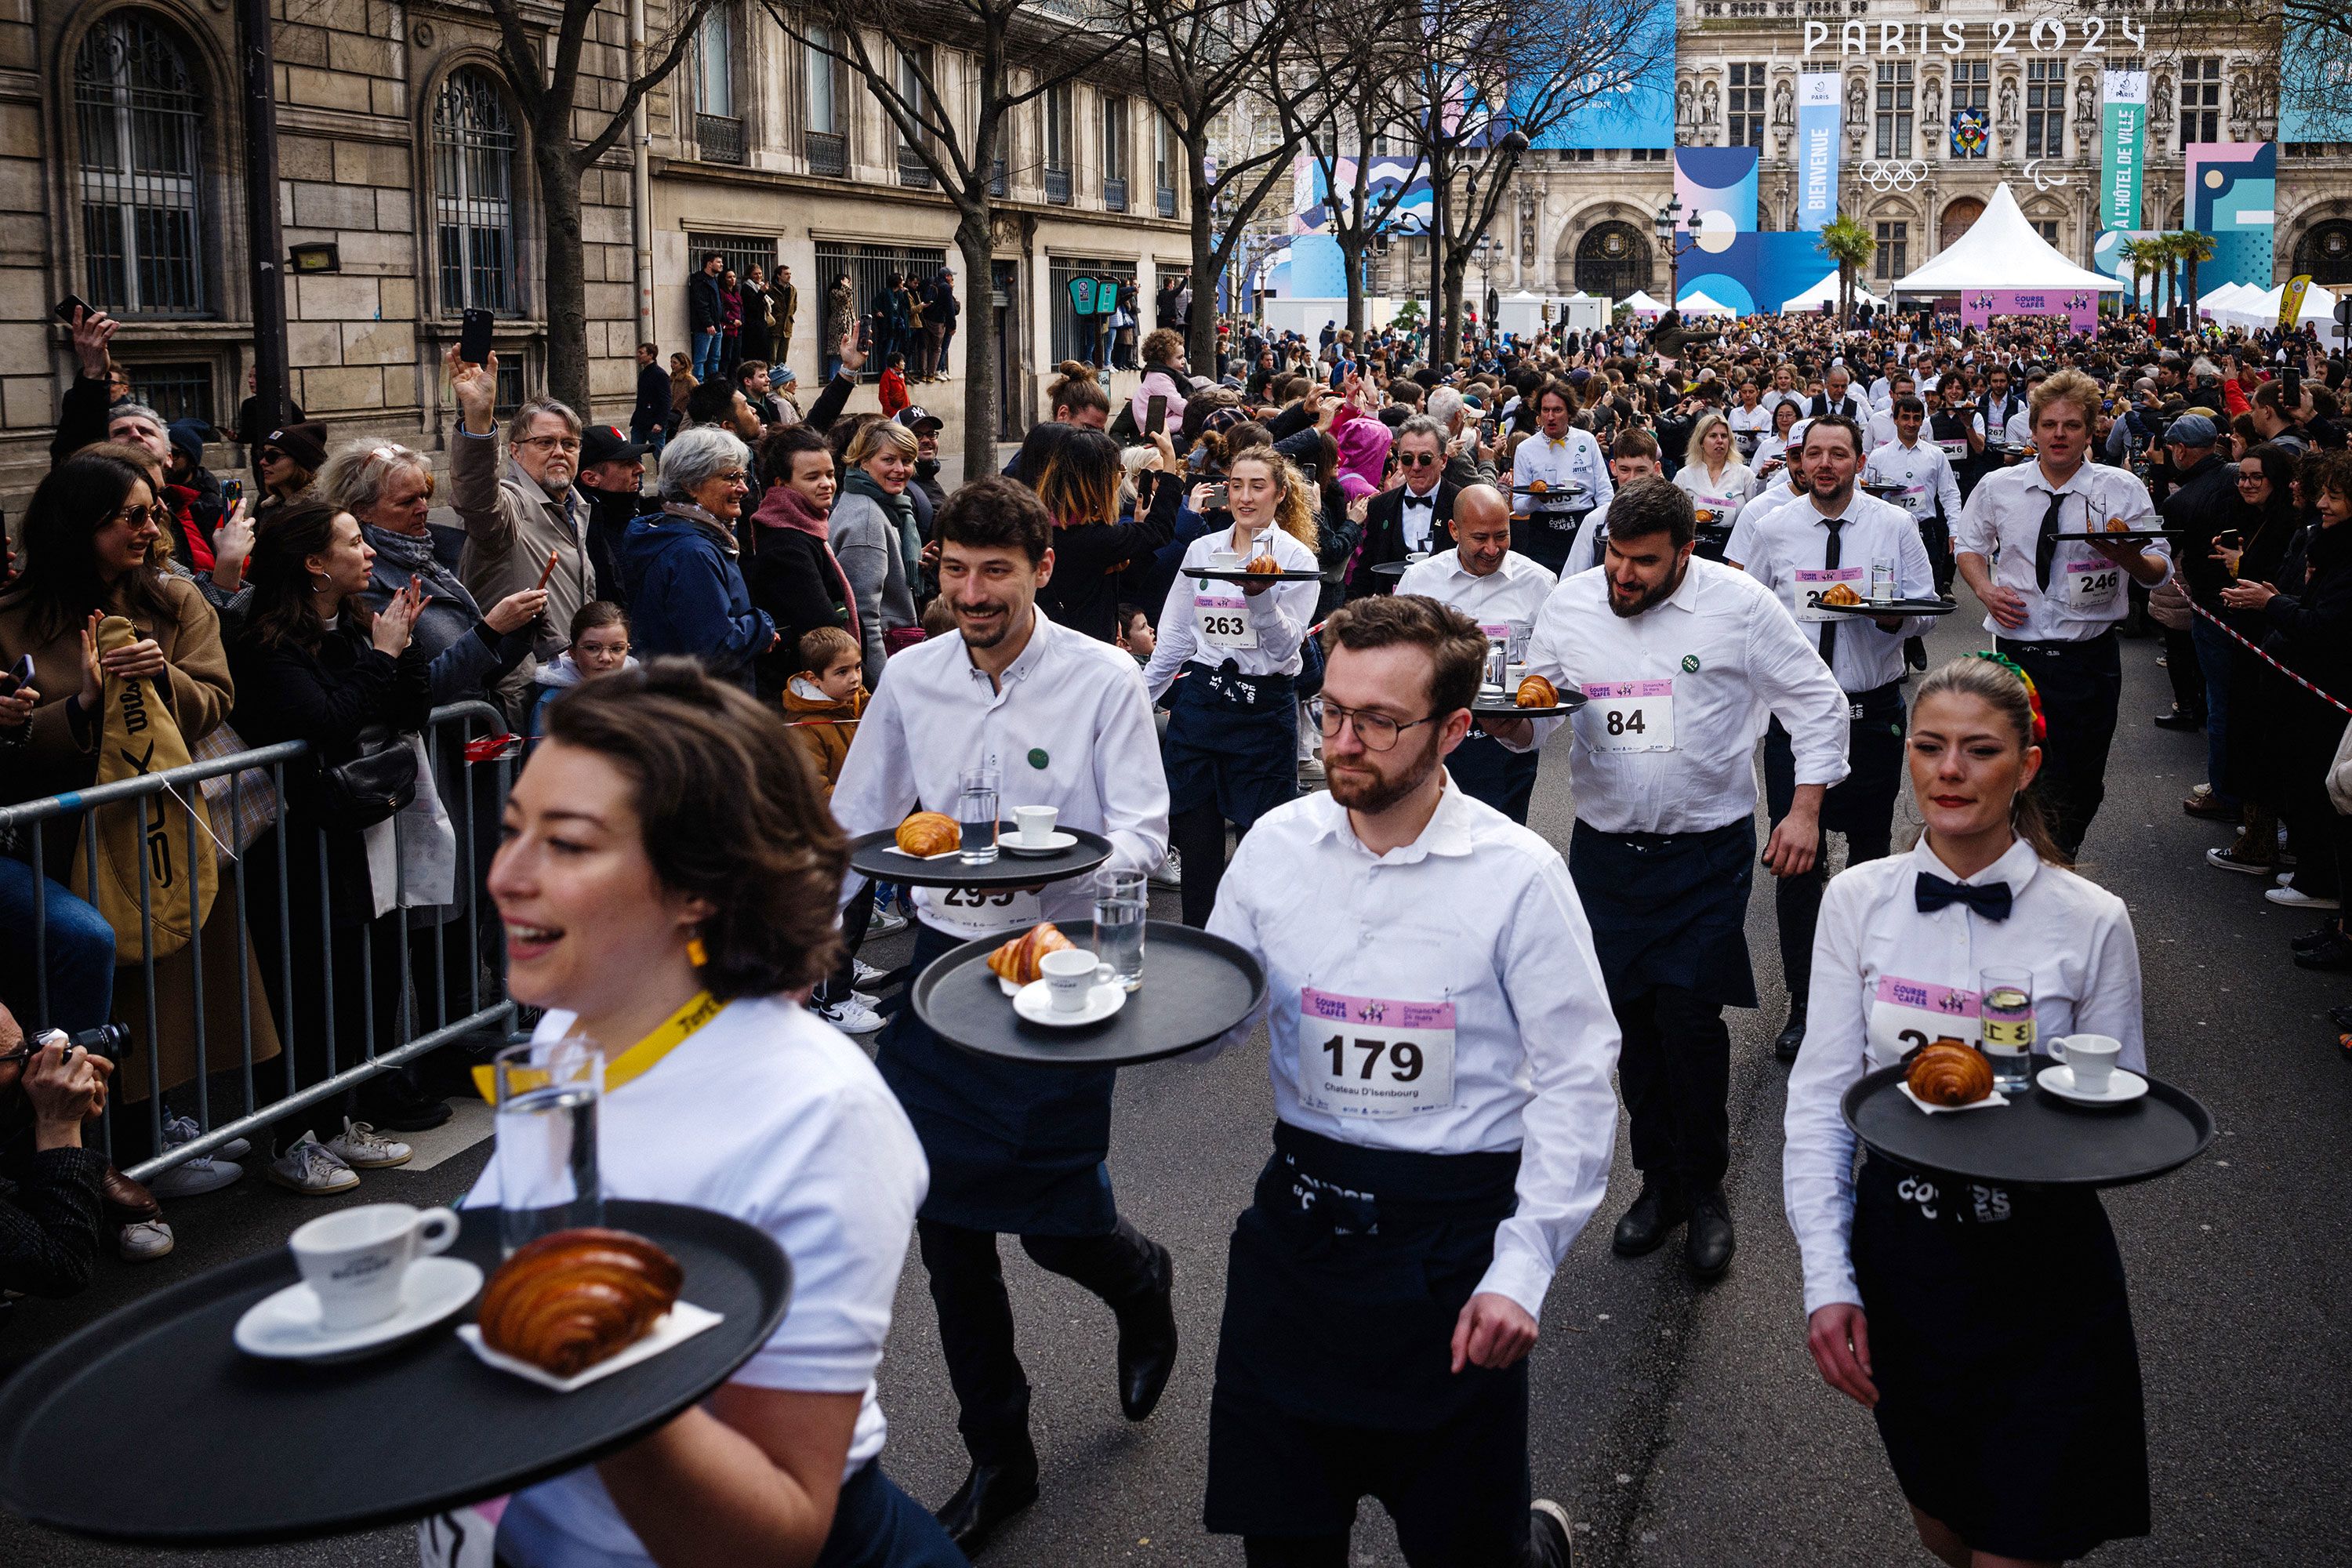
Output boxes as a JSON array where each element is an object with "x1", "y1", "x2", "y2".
[
  {"x1": 1915, "y1": 873, "x2": 2013, "y2": 920},
  {"x1": 1817, "y1": 517, "x2": 1845, "y2": 665},
  {"x1": 2034, "y1": 490, "x2": 2066, "y2": 590}
]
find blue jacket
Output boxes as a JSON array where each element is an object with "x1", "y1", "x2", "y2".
[{"x1": 619, "y1": 507, "x2": 775, "y2": 689}]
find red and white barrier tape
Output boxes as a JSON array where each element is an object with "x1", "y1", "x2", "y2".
[{"x1": 2185, "y1": 598, "x2": 2352, "y2": 718}]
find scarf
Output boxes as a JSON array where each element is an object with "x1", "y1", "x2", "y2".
[
  {"x1": 840, "y1": 466, "x2": 921, "y2": 587},
  {"x1": 363, "y1": 523, "x2": 479, "y2": 616},
  {"x1": 751, "y1": 482, "x2": 859, "y2": 641},
  {"x1": 662, "y1": 501, "x2": 739, "y2": 556}
]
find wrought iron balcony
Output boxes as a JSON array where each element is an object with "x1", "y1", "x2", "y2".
[
  {"x1": 898, "y1": 147, "x2": 934, "y2": 188},
  {"x1": 1046, "y1": 165, "x2": 1072, "y2": 205},
  {"x1": 1103, "y1": 175, "x2": 1128, "y2": 212},
  {"x1": 696, "y1": 114, "x2": 745, "y2": 165},
  {"x1": 807, "y1": 131, "x2": 847, "y2": 177},
  {"x1": 1157, "y1": 185, "x2": 1178, "y2": 218}
]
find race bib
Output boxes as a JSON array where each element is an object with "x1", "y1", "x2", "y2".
[
  {"x1": 417, "y1": 1501, "x2": 506, "y2": 1568},
  {"x1": 1577, "y1": 679, "x2": 1676, "y2": 752},
  {"x1": 1298, "y1": 986, "x2": 1457, "y2": 1120},
  {"x1": 1195, "y1": 590, "x2": 1258, "y2": 650},
  {"x1": 1867, "y1": 975, "x2": 1981, "y2": 1062},
  {"x1": 1936, "y1": 438, "x2": 1969, "y2": 461},
  {"x1": 2061, "y1": 554, "x2": 2122, "y2": 613},
  {"x1": 917, "y1": 884, "x2": 1043, "y2": 940},
  {"x1": 1791, "y1": 565, "x2": 1868, "y2": 624}
]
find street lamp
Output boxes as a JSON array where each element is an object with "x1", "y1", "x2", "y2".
[
  {"x1": 1475, "y1": 234, "x2": 1494, "y2": 342},
  {"x1": 1653, "y1": 198, "x2": 1684, "y2": 309}
]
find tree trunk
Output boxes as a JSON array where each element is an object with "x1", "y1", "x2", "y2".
[
  {"x1": 540, "y1": 139, "x2": 592, "y2": 416},
  {"x1": 1441, "y1": 249, "x2": 1468, "y2": 370},
  {"x1": 1184, "y1": 136, "x2": 1221, "y2": 376},
  {"x1": 1339, "y1": 231, "x2": 1367, "y2": 343},
  {"x1": 2185, "y1": 252, "x2": 2200, "y2": 324},
  {"x1": 954, "y1": 212, "x2": 998, "y2": 481}
]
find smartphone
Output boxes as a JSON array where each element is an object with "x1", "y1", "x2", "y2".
[
  {"x1": 459, "y1": 307, "x2": 495, "y2": 366},
  {"x1": 1145, "y1": 394, "x2": 1167, "y2": 437},
  {"x1": 2282, "y1": 367, "x2": 2303, "y2": 405},
  {"x1": 52, "y1": 294, "x2": 93, "y2": 324},
  {"x1": 0, "y1": 653, "x2": 34, "y2": 698},
  {"x1": 220, "y1": 477, "x2": 244, "y2": 512},
  {"x1": 1203, "y1": 481, "x2": 1229, "y2": 510},
  {"x1": 534, "y1": 547, "x2": 561, "y2": 591}
]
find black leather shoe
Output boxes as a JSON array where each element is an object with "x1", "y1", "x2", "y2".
[
  {"x1": 934, "y1": 1454, "x2": 1040, "y2": 1556},
  {"x1": 1904, "y1": 634, "x2": 1929, "y2": 672},
  {"x1": 2153, "y1": 709, "x2": 2203, "y2": 731},
  {"x1": 1529, "y1": 1499, "x2": 1576, "y2": 1567},
  {"x1": 1116, "y1": 1242, "x2": 1178, "y2": 1421},
  {"x1": 2295, "y1": 922, "x2": 2343, "y2": 953},
  {"x1": 1685, "y1": 1188, "x2": 1736, "y2": 1281},
  {"x1": 1773, "y1": 1007, "x2": 1806, "y2": 1065},
  {"x1": 1611, "y1": 1183, "x2": 1687, "y2": 1257}
]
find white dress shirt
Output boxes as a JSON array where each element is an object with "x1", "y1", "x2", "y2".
[
  {"x1": 1673, "y1": 461, "x2": 1756, "y2": 521},
  {"x1": 1954, "y1": 459, "x2": 2169, "y2": 643},
  {"x1": 1781, "y1": 837, "x2": 2149, "y2": 1315},
  {"x1": 1395, "y1": 546, "x2": 1558, "y2": 636},
  {"x1": 1204, "y1": 781, "x2": 1623, "y2": 1319},
  {"x1": 1724, "y1": 479, "x2": 1809, "y2": 567},
  {"x1": 1738, "y1": 492, "x2": 1936, "y2": 694},
  {"x1": 1727, "y1": 403, "x2": 1773, "y2": 458},
  {"x1": 1398, "y1": 481, "x2": 1443, "y2": 554},
  {"x1": 831, "y1": 612, "x2": 1171, "y2": 935},
  {"x1": 1512, "y1": 427, "x2": 1613, "y2": 524},
  {"x1": 1862, "y1": 437, "x2": 1964, "y2": 524},
  {"x1": 1503, "y1": 556, "x2": 1851, "y2": 833},
  {"x1": 2002, "y1": 408, "x2": 2032, "y2": 447},
  {"x1": 1141, "y1": 523, "x2": 1322, "y2": 692}
]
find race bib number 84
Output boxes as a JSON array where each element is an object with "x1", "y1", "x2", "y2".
[
  {"x1": 1577, "y1": 679, "x2": 1676, "y2": 753},
  {"x1": 1298, "y1": 986, "x2": 1457, "y2": 1119}
]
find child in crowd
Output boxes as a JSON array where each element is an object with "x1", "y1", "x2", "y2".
[
  {"x1": 879, "y1": 353, "x2": 911, "y2": 419},
  {"x1": 919, "y1": 595, "x2": 958, "y2": 641},
  {"x1": 528, "y1": 601, "x2": 634, "y2": 735},
  {"x1": 782, "y1": 624, "x2": 867, "y2": 800},
  {"x1": 1116, "y1": 602, "x2": 1155, "y2": 662}
]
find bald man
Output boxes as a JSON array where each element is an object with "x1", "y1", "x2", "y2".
[{"x1": 1394, "y1": 485, "x2": 1559, "y2": 822}]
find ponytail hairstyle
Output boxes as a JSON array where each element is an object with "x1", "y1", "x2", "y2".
[
  {"x1": 1226, "y1": 448, "x2": 1319, "y2": 552},
  {"x1": 1047, "y1": 361, "x2": 1110, "y2": 421},
  {"x1": 1911, "y1": 652, "x2": 2067, "y2": 867}
]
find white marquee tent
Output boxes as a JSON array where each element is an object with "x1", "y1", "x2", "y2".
[
  {"x1": 2213, "y1": 281, "x2": 2336, "y2": 331},
  {"x1": 1675, "y1": 289, "x2": 1737, "y2": 318},
  {"x1": 1779, "y1": 270, "x2": 1890, "y2": 315},
  {"x1": 1621, "y1": 290, "x2": 1665, "y2": 318},
  {"x1": 1887, "y1": 183, "x2": 2123, "y2": 296}
]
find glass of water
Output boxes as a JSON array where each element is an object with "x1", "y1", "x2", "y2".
[
  {"x1": 1870, "y1": 556, "x2": 1897, "y2": 603},
  {"x1": 494, "y1": 1037, "x2": 604, "y2": 1254},
  {"x1": 959, "y1": 765, "x2": 1000, "y2": 864},
  {"x1": 1978, "y1": 968, "x2": 2037, "y2": 1095},
  {"x1": 1092, "y1": 869, "x2": 1149, "y2": 992}
]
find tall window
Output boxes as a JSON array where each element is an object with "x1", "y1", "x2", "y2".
[
  {"x1": 433, "y1": 69, "x2": 519, "y2": 316},
  {"x1": 1875, "y1": 63, "x2": 1913, "y2": 158},
  {"x1": 1155, "y1": 114, "x2": 1177, "y2": 216},
  {"x1": 1102, "y1": 93, "x2": 1128, "y2": 209},
  {"x1": 2025, "y1": 61, "x2": 2064, "y2": 158},
  {"x1": 804, "y1": 27, "x2": 844, "y2": 176},
  {"x1": 895, "y1": 47, "x2": 929, "y2": 152},
  {"x1": 1045, "y1": 84, "x2": 1073, "y2": 204},
  {"x1": 693, "y1": 5, "x2": 742, "y2": 163},
  {"x1": 1727, "y1": 63, "x2": 1766, "y2": 148},
  {"x1": 1950, "y1": 60, "x2": 1988, "y2": 158},
  {"x1": 1875, "y1": 220, "x2": 1908, "y2": 279},
  {"x1": 74, "y1": 14, "x2": 207, "y2": 316},
  {"x1": 2032, "y1": 219, "x2": 2060, "y2": 246},
  {"x1": 2180, "y1": 57, "x2": 2222, "y2": 144}
]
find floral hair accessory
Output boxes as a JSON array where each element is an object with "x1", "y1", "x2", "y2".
[{"x1": 1968, "y1": 649, "x2": 2046, "y2": 742}]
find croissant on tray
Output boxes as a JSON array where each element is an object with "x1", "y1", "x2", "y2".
[
  {"x1": 896, "y1": 811, "x2": 960, "y2": 856},
  {"x1": 988, "y1": 922, "x2": 1074, "y2": 986},
  {"x1": 1819, "y1": 582, "x2": 1864, "y2": 607},
  {"x1": 478, "y1": 1228, "x2": 683, "y2": 1377},
  {"x1": 1244, "y1": 555, "x2": 1284, "y2": 575},
  {"x1": 1515, "y1": 674, "x2": 1557, "y2": 709},
  {"x1": 1906, "y1": 1042, "x2": 1994, "y2": 1107}
]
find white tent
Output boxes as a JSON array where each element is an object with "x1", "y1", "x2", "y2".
[
  {"x1": 1887, "y1": 183, "x2": 2123, "y2": 296},
  {"x1": 1621, "y1": 290, "x2": 1665, "y2": 318},
  {"x1": 1676, "y1": 289, "x2": 1737, "y2": 318},
  {"x1": 2216, "y1": 281, "x2": 2335, "y2": 330},
  {"x1": 2198, "y1": 281, "x2": 2256, "y2": 318},
  {"x1": 1495, "y1": 290, "x2": 1549, "y2": 338},
  {"x1": 1778, "y1": 270, "x2": 1889, "y2": 315}
]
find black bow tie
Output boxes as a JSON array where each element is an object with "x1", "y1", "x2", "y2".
[{"x1": 1915, "y1": 873, "x2": 2013, "y2": 921}]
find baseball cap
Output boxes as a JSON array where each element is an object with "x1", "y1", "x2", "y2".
[
  {"x1": 2163, "y1": 412, "x2": 2218, "y2": 446},
  {"x1": 579, "y1": 424, "x2": 647, "y2": 466},
  {"x1": 896, "y1": 405, "x2": 943, "y2": 434}
]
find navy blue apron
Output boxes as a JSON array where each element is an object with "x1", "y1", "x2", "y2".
[
  {"x1": 1852, "y1": 1152, "x2": 2150, "y2": 1563},
  {"x1": 1765, "y1": 680, "x2": 1907, "y2": 838},
  {"x1": 1163, "y1": 661, "x2": 1299, "y2": 829},
  {"x1": 1447, "y1": 734, "x2": 1543, "y2": 825},
  {"x1": 1513, "y1": 507, "x2": 1588, "y2": 576},
  {"x1": 875, "y1": 920, "x2": 1119, "y2": 1236},
  {"x1": 1567, "y1": 818, "x2": 1758, "y2": 1008}
]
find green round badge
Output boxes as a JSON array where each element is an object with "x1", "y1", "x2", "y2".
[
  {"x1": 1027, "y1": 748, "x2": 1050, "y2": 770},
  {"x1": 1680, "y1": 654, "x2": 1700, "y2": 673}
]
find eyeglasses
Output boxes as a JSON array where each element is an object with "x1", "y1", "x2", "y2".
[
  {"x1": 1399, "y1": 452, "x2": 1440, "y2": 468},
  {"x1": 2236, "y1": 472, "x2": 2267, "y2": 485},
  {"x1": 517, "y1": 435, "x2": 583, "y2": 454},
  {"x1": 1318, "y1": 700, "x2": 1438, "y2": 752},
  {"x1": 715, "y1": 470, "x2": 750, "y2": 486}
]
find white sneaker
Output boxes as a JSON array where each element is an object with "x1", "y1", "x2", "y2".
[
  {"x1": 151, "y1": 1116, "x2": 247, "y2": 1198},
  {"x1": 2268, "y1": 885, "x2": 2343, "y2": 910},
  {"x1": 850, "y1": 989, "x2": 883, "y2": 1010},
  {"x1": 852, "y1": 958, "x2": 890, "y2": 988},
  {"x1": 267, "y1": 1134, "x2": 361, "y2": 1196},
  {"x1": 1149, "y1": 850, "x2": 1183, "y2": 890},
  {"x1": 1298, "y1": 756, "x2": 1327, "y2": 783},
  {"x1": 869, "y1": 900, "x2": 909, "y2": 936},
  {"x1": 325, "y1": 1118, "x2": 413, "y2": 1171},
  {"x1": 118, "y1": 1219, "x2": 174, "y2": 1262},
  {"x1": 164, "y1": 1112, "x2": 251, "y2": 1162},
  {"x1": 815, "y1": 996, "x2": 887, "y2": 1035}
]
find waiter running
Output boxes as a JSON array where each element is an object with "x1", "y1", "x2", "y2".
[
  {"x1": 1731, "y1": 415, "x2": 1936, "y2": 1064},
  {"x1": 1510, "y1": 379, "x2": 1613, "y2": 575},
  {"x1": 1396, "y1": 483, "x2": 1558, "y2": 822},
  {"x1": 1201, "y1": 593, "x2": 1614, "y2": 1567},
  {"x1": 1955, "y1": 367, "x2": 2170, "y2": 858},
  {"x1": 831, "y1": 477, "x2": 1177, "y2": 1553},
  {"x1": 1490, "y1": 478, "x2": 1847, "y2": 1279}
]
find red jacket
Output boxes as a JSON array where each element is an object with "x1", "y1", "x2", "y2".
[{"x1": 878, "y1": 368, "x2": 909, "y2": 418}]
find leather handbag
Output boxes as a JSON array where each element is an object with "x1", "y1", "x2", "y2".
[{"x1": 319, "y1": 724, "x2": 419, "y2": 832}]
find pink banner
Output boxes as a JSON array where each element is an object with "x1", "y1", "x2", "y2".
[{"x1": 1960, "y1": 289, "x2": 2100, "y2": 329}]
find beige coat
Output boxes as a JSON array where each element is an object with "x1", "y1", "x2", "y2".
[{"x1": 450, "y1": 430, "x2": 596, "y2": 710}]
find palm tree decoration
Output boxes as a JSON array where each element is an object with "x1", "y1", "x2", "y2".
[
  {"x1": 1819, "y1": 215, "x2": 1877, "y2": 328},
  {"x1": 2155, "y1": 232, "x2": 2187, "y2": 324},
  {"x1": 2177, "y1": 230, "x2": 2217, "y2": 326},
  {"x1": 2115, "y1": 236, "x2": 2152, "y2": 317}
]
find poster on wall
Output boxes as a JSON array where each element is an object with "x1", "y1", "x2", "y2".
[
  {"x1": 1949, "y1": 107, "x2": 1989, "y2": 159},
  {"x1": 2100, "y1": 72, "x2": 2147, "y2": 232},
  {"x1": 1671, "y1": 148, "x2": 1760, "y2": 314},
  {"x1": 1794, "y1": 73, "x2": 1840, "y2": 232},
  {"x1": 2184, "y1": 142, "x2": 2277, "y2": 289},
  {"x1": 1962, "y1": 290, "x2": 2100, "y2": 330}
]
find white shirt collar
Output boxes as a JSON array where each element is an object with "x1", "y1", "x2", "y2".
[
  {"x1": 1301, "y1": 772, "x2": 1478, "y2": 864},
  {"x1": 960, "y1": 609, "x2": 1054, "y2": 690}
]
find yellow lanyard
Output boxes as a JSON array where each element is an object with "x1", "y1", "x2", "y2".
[{"x1": 471, "y1": 989, "x2": 725, "y2": 1104}]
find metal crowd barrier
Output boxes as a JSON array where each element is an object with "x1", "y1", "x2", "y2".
[{"x1": 2, "y1": 702, "x2": 519, "y2": 1183}]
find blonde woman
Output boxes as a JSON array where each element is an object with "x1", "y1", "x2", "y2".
[
  {"x1": 829, "y1": 420, "x2": 920, "y2": 685},
  {"x1": 1140, "y1": 448, "x2": 1321, "y2": 924}
]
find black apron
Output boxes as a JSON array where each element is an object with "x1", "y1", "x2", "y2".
[
  {"x1": 1568, "y1": 818, "x2": 1758, "y2": 1007},
  {"x1": 1447, "y1": 734, "x2": 1543, "y2": 825},
  {"x1": 1853, "y1": 1152, "x2": 2151, "y2": 1562},
  {"x1": 1514, "y1": 507, "x2": 1590, "y2": 575},
  {"x1": 1163, "y1": 661, "x2": 1300, "y2": 829},
  {"x1": 874, "y1": 920, "x2": 1119, "y2": 1236},
  {"x1": 1765, "y1": 681, "x2": 1907, "y2": 838}
]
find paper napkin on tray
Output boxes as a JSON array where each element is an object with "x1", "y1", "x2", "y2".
[
  {"x1": 458, "y1": 1301, "x2": 724, "y2": 1393},
  {"x1": 1897, "y1": 1082, "x2": 2012, "y2": 1116}
]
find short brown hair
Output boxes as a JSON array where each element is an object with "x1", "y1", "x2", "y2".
[
  {"x1": 541, "y1": 659, "x2": 846, "y2": 1000},
  {"x1": 1319, "y1": 593, "x2": 1487, "y2": 719},
  {"x1": 936, "y1": 474, "x2": 1054, "y2": 564},
  {"x1": 1612, "y1": 427, "x2": 1660, "y2": 463},
  {"x1": 797, "y1": 624, "x2": 858, "y2": 673},
  {"x1": 1605, "y1": 477, "x2": 1695, "y2": 550}
]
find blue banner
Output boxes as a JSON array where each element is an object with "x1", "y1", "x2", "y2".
[
  {"x1": 1519, "y1": 0, "x2": 1675, "y2": 150},
  {"x1": 1794, "y1": 72, "x2": 1840, "y2": 232}
]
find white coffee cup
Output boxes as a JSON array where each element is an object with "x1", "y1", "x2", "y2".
[
  {"x1": 1040, "y1": 946, "x2": 1112, "y2": 1014},
  {"x1": 2049, "y1": 1033, "x2": 2123, "y2": 1095},
  {"x1": 289, "y1": 1203, "x2": 460, "y2": 1330},
  {"x1": 1013, "y1": 804, "x2": 1059, "y2": 847}
]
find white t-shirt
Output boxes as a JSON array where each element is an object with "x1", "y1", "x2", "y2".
[{"x1": 471, "y1": 996, "x2": 927, "y2": 1568}]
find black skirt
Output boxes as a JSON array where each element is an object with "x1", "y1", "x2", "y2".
[{"x1": 1851, "y1": 1153, "x2": 2151, "y2": 1562}]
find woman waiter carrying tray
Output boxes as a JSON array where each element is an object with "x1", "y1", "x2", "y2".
[{"x1": 1782, "y1": 653, "x2": 2153, "y2": 1566}]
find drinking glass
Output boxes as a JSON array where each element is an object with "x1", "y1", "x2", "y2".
[
  {"x1": 1485, "y1": 637, "x2": 1510, "y2": 691},
  {"x1": 494, "y1": 1038, "x2": 603, "y2": 1254},
  {"x1": 1870, "y1": 556, "x2": 1897, "y2": 603},
  {"x1": 1978, "y1": 968, "x2": 2037, "y2": 1095},
  {"x1": 1092, "y1": 869, "x2": 1149, "y2": 992},
  {"x1": 958, "y1": 765, "x2": 1000, "y2": 864}
]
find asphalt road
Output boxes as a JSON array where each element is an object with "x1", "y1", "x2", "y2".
[{"x1": 6, "y1": 588, "x2": 2350, "y2": 1566}]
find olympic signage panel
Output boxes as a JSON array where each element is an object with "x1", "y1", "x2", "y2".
[
  {"x1": 1961, "y1": 290, "x2": 2100, "y2": 331},
  {"x1": 2100, "y1": 72, "x2": 2147, "y2": 232},
  {"x1": 1518, "y1": 0, "x2": 1675, "y2": 150},
  {"x1": 1794, "y1": 73, "x2": 1839, "y2": 232},
  {"x1": 1802, "y1": 16, "x2": 2145, "y2": 57}
]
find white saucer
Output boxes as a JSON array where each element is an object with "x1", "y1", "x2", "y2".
[
  {"x1": 1002, "y1": 831, "x2": 1078, "y2": 856},
  {"x1": 1012, "y1": 979, "x2": 1127, "y2": 1028},
  {"x1": 235, "y1": 1255, "x2": 483, "y2": 1363},
  {"x1": 2037, "y1": 1064, "x2": 2149, "y2": 1106}
]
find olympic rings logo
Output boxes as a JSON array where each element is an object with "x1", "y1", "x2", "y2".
[{"x1": 1857, "y1": 160, "x2": 1930, "y2": 192}]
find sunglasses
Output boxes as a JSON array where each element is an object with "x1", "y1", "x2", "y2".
[{"x1": 1399, "y1": 452, "x2": 1441, "y2": 468}]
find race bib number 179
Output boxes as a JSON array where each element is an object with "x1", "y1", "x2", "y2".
[{"x1": 1297, "y1": 987, "x2": 1457, "y2": 1120}]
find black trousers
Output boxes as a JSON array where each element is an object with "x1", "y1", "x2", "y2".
[
  {"x1": 815, "y1": 878, "x2": 877, "y2": 1005},
  {"x1": 1762, "y1": 712, "x2": 1901, "y2": 1008},
  {"x1": 914, "y1": 1214, "x2": 1163, "y2": 1466},
  {"x1": 2160, "y1": 626, "x2": 2206, "y2": 720},
  {"x1": 1173, "y1": 802, "x2": 1246, "y2": 927},
  {"x1": 1998, "y1": 632, "x2": 2121, "y2": 858},
  {"x1": 1920, "y1": 515, "x2": 1955, "y2": 597},
  {"x1": 1617, "y1": 985, "x2": 1731, "y2": 1193}
]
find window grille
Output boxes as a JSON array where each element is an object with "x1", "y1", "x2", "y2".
[
  {"x1": 74, "y1": 15, "x2": 207, "y2": 317},
  {"x1": 434, "y1": 70, "x2": 521, "y2": 316}
]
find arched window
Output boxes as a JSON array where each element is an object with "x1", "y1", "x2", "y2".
[
  {"x1": 74, "y1": 13, "x2": 208, "y2": 316},
  {"x1": 434, "y1": 69, "x2": 521, "y2": 316},
  {"x1": 1573, "y1": 222, "x2": 1652, "y2": 299},
  {"x1": 2296, "y1": 220, "x2": 2352, "y2": 287}
]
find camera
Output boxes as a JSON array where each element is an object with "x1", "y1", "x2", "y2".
[{"x1": 38, "y1": 1023, "x2": 131, "y2": 1061}]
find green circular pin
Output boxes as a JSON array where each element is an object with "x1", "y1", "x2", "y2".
[
  {"x1": 1028, "y1": 747, "x2": 1050, "y2": 769},
  {"x1": 1680, "y1": 654, "x2": 1700, "y2": 673}
]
